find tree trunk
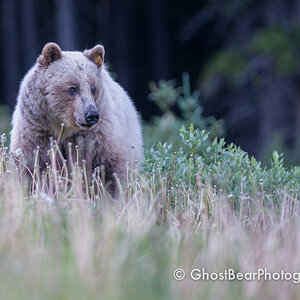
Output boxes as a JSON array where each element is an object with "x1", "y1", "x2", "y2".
[
  {"x1": 54, "y1": 0, "x2": 76, "y2": 50},
  {"x1": 256, "y1": 0, "x2": 290, "y2": 156},
  {"x1": 1, "y1": 0, "x2": 20, "y2": 110},
  {"x1": 95, "y1": 0, "x2": 112, "y2": 54},
  {"x1": 111, "y1": 0, "x2": 134, "y2": 93},
  {"x1": 20, "y1": 0, "x2": 38, "y2": 70},
  {"x1": 258, "y1": 75, "x2": 294, "y2": 153},
  {"x1": 149, "y1": 0, "x2": 170, "y2": 80}
]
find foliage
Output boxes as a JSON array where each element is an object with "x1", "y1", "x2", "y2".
[
  {"x1": 200, "y1": 50, "x2": 248, "y2": 96},
  {"x1": 201, "y1": 24, "x2": 300, "y2": 97},
  {"x1": 143, "y1": 73, "x2": 224, "y2": 149},
  {"x1": 0, "y1": 126, "x2": 300, "y2": 299},
  {"x1": 199, "y1": 23, "x2": 300, "y2": 166},
  {"x1": 0, "y1": 105, "x2": 11, "y2": 139},
  {"x1": 250, "y1": 25, "x2": 300, "y2": 75},
  {"x1": 200, "y1": 24, "x2": 300, "y2": 90},
  {"x1": 143, "y1": 124, "x2": 300, "y2": 202}
]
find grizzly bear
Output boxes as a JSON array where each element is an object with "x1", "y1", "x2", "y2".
[{"x1": 10, "y1": 42, "x2": 143, "y2": 194}]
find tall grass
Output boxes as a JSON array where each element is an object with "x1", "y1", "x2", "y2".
[{"x1": 0, "y1": 130, "x2": 300, "y2": 300}]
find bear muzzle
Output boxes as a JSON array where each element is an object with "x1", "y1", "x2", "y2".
[{"x1": 84, "y1": 106, "x2": 99, "y2": 127}]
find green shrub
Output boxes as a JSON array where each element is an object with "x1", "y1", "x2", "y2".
[
  {"x1": 143, "y1": 73, "x2": 224, "y2": 149},
  {"x1": 143, "y1": 124, "x2": 300, "y2": 204}
]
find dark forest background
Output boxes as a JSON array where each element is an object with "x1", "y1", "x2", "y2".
[{"x1": 2, "y1": 0, "x2": 300, "y2": 164}]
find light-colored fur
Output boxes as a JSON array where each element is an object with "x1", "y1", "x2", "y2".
[{"x1": 10, "y1": 43, "x2": 143, "y2": 193}]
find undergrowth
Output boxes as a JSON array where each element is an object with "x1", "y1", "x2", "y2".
[
  {"x1": 0, "y1": 125, "x2": 299, "y2": 299},
  {"x1": 144, "y1": 124, "x2": 300, "y2": 204}
]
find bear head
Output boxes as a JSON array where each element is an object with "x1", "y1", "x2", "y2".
[{"x1": 37, "y1": 42, "x2": 105, "y2": 130}]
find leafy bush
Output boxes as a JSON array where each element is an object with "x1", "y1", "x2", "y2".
[
  {"x1": 143, "y1": 124, "x2": 300, "y2": 204},
  {"x1": 0, "y1": 105, "x2": 11, "y2": 139},
  {"x1": 0, "y1": 114, "x2": 299, "y2": 299},
  {"x1": 143, "y1": 73, "x2": 224, "y2": 149}
]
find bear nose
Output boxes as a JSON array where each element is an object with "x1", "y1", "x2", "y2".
[{"x1": 85, "y1": 108, "x2": 99, "y2": 126}]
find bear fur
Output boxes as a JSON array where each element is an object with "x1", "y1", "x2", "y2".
[{"x1": 10, "y1": 42, "x2": 143, "y2": 194}]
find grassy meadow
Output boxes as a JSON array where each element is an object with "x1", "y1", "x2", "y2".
[
  {"x1": 0, "y1": 122, "x2": 300, "y2": 300},
  {"x1": 1, "y1": 79, "x2": 300, "y2": 300}
]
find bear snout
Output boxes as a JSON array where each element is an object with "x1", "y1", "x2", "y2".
[{"x1": 84, "y1": 105, "x2": 99, "y2": 127}]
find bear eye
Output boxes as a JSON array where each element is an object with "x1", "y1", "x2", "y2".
[
  {"x1": 91, "y1": 85, "x2": 97, "y2": 96},
  {"x1": 68, "y1": 85, "x2": 79, "y2": 97}
]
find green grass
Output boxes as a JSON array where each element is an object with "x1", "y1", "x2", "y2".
[{"x1": 0, "y1": 126, "x2": 300, "y2": 300}]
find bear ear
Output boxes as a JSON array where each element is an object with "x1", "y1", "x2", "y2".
[
  {"x1": 38, "y1": 42, "x2": 62, "y2": 67},
  {"x1": 84, "y1": 45, "x2": 105, "y2": 67}
]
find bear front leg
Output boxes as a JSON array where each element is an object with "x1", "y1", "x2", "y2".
[
  {"x1": 11, "y1": 129, "x2": 52, "y2": 176},
  {"x1": 91, "y1": 154, "x2": 125, "y2": 198}
]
